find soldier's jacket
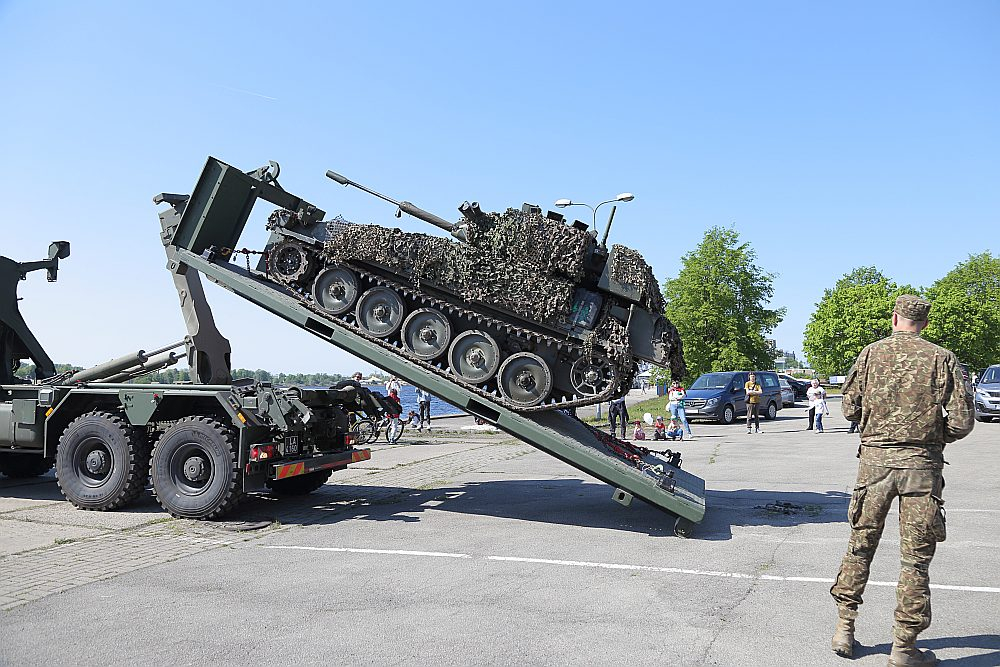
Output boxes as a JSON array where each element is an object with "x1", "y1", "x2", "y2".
[{"x1": 842, "y1": 331, "x2": 974, "y2": 469}]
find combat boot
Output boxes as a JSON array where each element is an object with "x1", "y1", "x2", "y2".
[
  {"x1": 830, "y1": 617, "x2": 855, "y2": 658},
  {"x1": 887, "y1": 642, "x2": 938, "y2": 666}
]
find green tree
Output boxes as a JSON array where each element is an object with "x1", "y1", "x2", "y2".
[
  {"x1": 802, "y1": 267, "x2": 915, "y2": 376},
  {"x1": 923, "y1": 252, "x2": 1000, "y2": 369},
  {"x1": 663, "y1": 226, "x2": 785, "y2": 380}
]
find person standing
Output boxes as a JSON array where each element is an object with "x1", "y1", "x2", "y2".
[
  {"x1": 744, "y1": 372, "x2": 762, "y2": 433},
  {"x1": 416, "y1": 387, "x2": 432, "y2": 431},
  {"x1": 806, "y1": 379, "x2": 825, "y2": 431},
  {"x1": 667, "y1": 380, "x2": 693, "y2": 438},
  {"x1": 608, "y1": 396, "x2": 628, "y2": 439},
  {"x1": 813, "y1": 389, "x2": 830, "y2": 433},
  {"x1": 829, "y1": 295, "x2": 974, "y2": 666},
  {"x1": 385, "y1": 377, "x2": 401, "y2": 401}
]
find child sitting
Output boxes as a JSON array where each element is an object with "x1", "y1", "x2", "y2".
[
  {"x1": 632, "y1": 420, "x2": 646, "y2": 440},
  {"x1": 666, "y1": 418, "x2": 684, "y2": 441},
  {"x1": 652, "y1": 416, "x2": 667, "y2": 440}
]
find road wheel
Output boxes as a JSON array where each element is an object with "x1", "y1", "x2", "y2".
[
  {"x1": 0, "y1": 453, "x2": 54, "y2": 478},
  {"x1": 55, "y1": 411, "x2": 149, "y2": 511},
  {"x1": 720, "y1": 404, "x2": 736, "y2": 425},
  {"x1": 265, "y1": 469, "x2": 333, "y2": 496},
  {"x1": 765, "y1": 402, "x2": 778, "y2": 420},
  {"x1": 150, "y1": 416, "x2": 242, "y2": 520}
]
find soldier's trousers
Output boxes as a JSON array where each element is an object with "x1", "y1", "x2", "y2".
[{"x1": 830, "y1": 464, "x2": 946, "y2": 643}]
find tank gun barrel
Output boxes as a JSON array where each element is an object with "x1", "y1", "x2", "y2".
[{"x1": 325, "y1": 169, "x2": 456, "y2": 233}]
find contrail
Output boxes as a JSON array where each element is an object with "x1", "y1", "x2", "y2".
[{"x1": 221, "y1": 85, "x2": 278, "y2": 102}]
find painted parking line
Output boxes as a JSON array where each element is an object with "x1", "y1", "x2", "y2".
[
  {"x1": 262, "y1": 545, "x2": 472, "y2": 558},
  {"x1": 262, "y1": 546, "x2": 1000, "y2": 594}
]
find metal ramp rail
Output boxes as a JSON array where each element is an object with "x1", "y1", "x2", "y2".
[{"x1": 156, "y1": 158, "x2": 706, "y2": 535}]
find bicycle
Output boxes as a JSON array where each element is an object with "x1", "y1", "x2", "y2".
[{"x1": 350, "y1": 413, "x2": 406, "y2": 444}]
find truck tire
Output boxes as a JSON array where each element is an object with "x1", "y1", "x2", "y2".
[
  {"x1": 0, "y1": 453, "x2": 54, "y2": 478},
  {"x1": 150, "y1": 416, "x2": 242, "y2": 519},
  {"x1": 720, "y1": 404, "x2": 736, "y2": 425},
  {"x1": 765, "y1": 401, "x2": 778, "y2": 420},
  {"x1": 265, "y1": 469, "x2": 334, "y2": 496},
  {"x1": 55, "y1": 411, "x2": 149, "y2": 511}
]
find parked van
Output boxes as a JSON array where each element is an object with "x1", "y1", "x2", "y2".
[{"x1": 682, "y1": 371, "x2": 783, "y2": 424}]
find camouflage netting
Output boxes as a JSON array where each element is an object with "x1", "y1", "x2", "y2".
[
  {"x1": 323, "y1": 220, "x2": 577, "y2": 324},
  {"x1": 609, "y1": 244, "x2": 666, "y2": 314},
  {"x1": 460, "y1": 208, "x2": 591, "y2": 281}
]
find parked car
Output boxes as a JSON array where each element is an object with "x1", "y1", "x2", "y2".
[
  {"x1": 777, "y1": 373, "x2": 811, "y2": 401},
  {"x1": 975, "y1": 364, "x2": 1000, "y2": 423},
  {"x1": 683, "y1": 371, "x2": 783, "y2": 424},
  {"x1": 779, "y1": 379, "x2": 796, "y2": 407}
]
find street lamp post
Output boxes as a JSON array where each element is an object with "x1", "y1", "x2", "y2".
[
  {"x1": 554, "y1": 192, "x2": 634, "y2": 249},
  {"x1": 553, "y1": 192, "x2": 635, "y2": 421}
]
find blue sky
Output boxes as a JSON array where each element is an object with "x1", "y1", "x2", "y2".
[{"x1": 1, "y1": 1, "x2": 997, "y2": 374}]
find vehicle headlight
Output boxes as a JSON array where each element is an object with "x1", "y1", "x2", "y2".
[{"x1": 705, "y1": 398, "x2": 718, "y2": 408}]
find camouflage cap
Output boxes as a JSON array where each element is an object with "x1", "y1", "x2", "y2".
[{"x1": 894, "y1": 294, "x2": 931, "y2": 321}]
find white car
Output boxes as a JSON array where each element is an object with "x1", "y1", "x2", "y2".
[{"x1": 779, "y1": 379, "x2": 796, "y2": 407}]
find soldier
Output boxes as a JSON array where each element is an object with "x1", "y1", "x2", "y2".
[
  {"x1": 830, "y1": 295, "x2": 974, "y2": 666},
  {"x1": 608, "y1": 396, "x2": 629, "y2": 439}
]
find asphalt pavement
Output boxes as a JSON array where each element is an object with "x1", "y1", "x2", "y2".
[{"x1": 1, "y1": 399, "x2": 998, "y2": 666}]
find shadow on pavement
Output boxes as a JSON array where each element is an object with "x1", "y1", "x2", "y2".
[
  {"x1": 860, "y1": 635, "x2": 1000, "y2": 666},
  {"x1": 229, "y1": 478, "x2": 679, "y2": 536},
  {"x1": 696, "y1": 488, "x2": 849, "y2": 540},
  {"x1": 223, "y1": 478, "x2": 852, "y2": 541}
]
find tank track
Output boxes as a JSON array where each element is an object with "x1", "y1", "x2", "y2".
[{"x1": 275, "y1": 263, "x2": 632, "y2": 413}]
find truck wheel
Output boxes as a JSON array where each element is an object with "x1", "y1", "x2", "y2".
[
  {"x1": 720, "y1": 404, "x2": 736, "y2": 425},
  {"x1": 265, "y1": 469, "x2": 334, "y2": 496},
  {"x1": 0, "y1": 453, "x2": 54, "y2": 478},
  {"x1": 765, "y1": 402, "x2": 778, "y2": 420},
  {"x1": 150, "y1": 416, "x2": 242, "y2": 520},
  {"x1": 55, "y1": 411, "x2": 149, "y2": 511}
]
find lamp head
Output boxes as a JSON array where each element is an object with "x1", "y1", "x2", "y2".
[
  {"x1": 616, "y1": 193, "x2": 635, "y2": 202},
  {"x1": 554, "y1": 198, "x2": 572, "y2": 208}
]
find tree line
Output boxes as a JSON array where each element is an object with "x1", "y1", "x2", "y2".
[
  {"x1": 14, "y1": 363, "x2": 346, "y2": 387},
  {"x1": 652, "y1": 230, "x2": 997, "y2": 383},
  {"x1": 802, "y1": 252, "x2": 1000, "y2": 376}
]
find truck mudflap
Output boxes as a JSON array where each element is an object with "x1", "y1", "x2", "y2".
[{"x1": 272, "y1": 448, "x2": 371, "y2": 480}]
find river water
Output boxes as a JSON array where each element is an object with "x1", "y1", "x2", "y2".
[{"x1": 367, "y1": 383, "x2": 461, "y2": 418}]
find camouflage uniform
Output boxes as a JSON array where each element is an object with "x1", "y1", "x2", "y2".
[{"x1": 830, "y1": 296, "x2": 974, "y2": 645}]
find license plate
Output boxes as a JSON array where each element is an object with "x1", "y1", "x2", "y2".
[{"x1": 283, "y1": 435, "x2": 300, "y2": 455}]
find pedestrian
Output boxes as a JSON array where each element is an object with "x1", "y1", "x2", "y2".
[
  {"x1": 744, "y1": 372, "x2": 762, "y2": 434},
  {"x1": 351, "y1": 371, "x2": 364, "y2": 384},
  {"x1": 665, "y1": 417, "x2": 684, "y2": 441},
  {"x1": 829, "y1": 295, "x2": 974, "y2": 665},
  {"x1": 608, "y1": 396, "x2": 628, "y2": 439},
  {"x1": 667, "y1": 379, "x2": 694, "y2": 438},
  {"x1": 416, "y1": 386, "x2": 432, "y2": 431},
  {"x1": 806, "y1": 379, "x2": 825, "y2": 431},
  {"x1": 632, "y1": 420, "x2": 646, "y2": 440},
  {"x1": 813, "y1": 389, "x2": 830, "y2": 433},
  {"x1": 385, "y1": 377, "x2": 401, "y2": 401}
]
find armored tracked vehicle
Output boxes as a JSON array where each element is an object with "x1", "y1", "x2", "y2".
[{"x1": 259, "y1": 169, "x2": 684, "y2": 411}]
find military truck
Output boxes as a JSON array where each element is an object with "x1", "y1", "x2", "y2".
[
  {"x1": 0, "y1": 243, "x2": 388, "y2": 519},
  {"x1": 152, "y1": 157, "x2": 706, "y2": 535},
  {"x1": 2, "y1": 159, "x2": 706, "y2": 535}
]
